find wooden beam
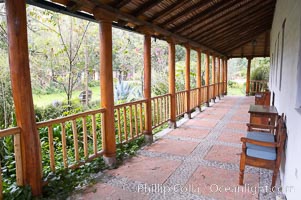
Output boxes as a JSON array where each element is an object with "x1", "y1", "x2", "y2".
[
  {"x1": 168, "y1": 40, "x2": 176, "y2": 128},
  {"x1": 199, "y1": 10, "x2": 274, "y2": 45},
  {"x1": 217, "y1": 57, "x2": 221, "y2": 97},
  {"x1": 5, "y1": 0, "x2": 42, "y2": 196},
  {"x1": 225, "y1": 59, "x2": 228, "y2": 94},
  {"x1": 205, "y1": 53, "x2": 210, "y2": 105},
  {"x1": 169, "y1": 0, "x2": 234, "y2": 33},
  {"x1": 149, "y1": 0, "x2": 188, "y2": 23},
  {"x1": 143, "y1": 34, "x2": 153, "y2": 143},
  {"x1": 159, "y1": 0, "x2": 212, "y2": 28},
  {"x1": 114, "y1": 0, "x2": 131, "y2": 9},
  {"x1": 219, "y1": 28, "x2": 271, "y2": 53},
  {"x1": 246, "y1": 57, "x2": 252, "y2": 95},
  {"x1": 96, "y1": 16, "x2": 116, "y2": 165},
  {"x1": 184, "y1": 0, "x2": 272, "y2": 38},
  {"x1": 174, "y1": 0, "x2": 240, "y2": 34},
  {"x1": 88, "y1": 1, "x2": 225, "y2": 56},
  {"x1": 131, "y1": 0, "x2": 163, "y2": 17}
]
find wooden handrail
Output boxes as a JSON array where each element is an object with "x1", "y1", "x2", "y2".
[
  {"x1": 0, "y1": 127, "x2": 21, "y2": 137},
  {"x1": 114, "y1": 99, "x2": 147, "y2": 109},
  {"x1": 36, "y1": 108, "x2": 106, "y2": 128}
]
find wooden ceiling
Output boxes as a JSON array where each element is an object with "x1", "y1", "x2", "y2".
[{"x1": 26, "y1": 0, "x2": 276, "y2": 58}]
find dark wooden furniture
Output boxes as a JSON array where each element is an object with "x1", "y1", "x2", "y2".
[
  {"x1": 248, "y1": 105, "x2": 278, "y2": 128},
  {"x1": 239, "y1": 115, "x2": 287, "y2": 189},
  {"x1": 255, "y1": 91, "x2": 271, "y2": 106}
]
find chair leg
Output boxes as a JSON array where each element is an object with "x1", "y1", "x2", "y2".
[
  {"x1": 271, "y1": 168, "x2": 279, "y2": 190},
  {"x1": 239, "y1": 154, "x2": 246, "y2": 185}
]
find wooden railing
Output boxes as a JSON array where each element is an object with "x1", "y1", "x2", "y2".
[
  {"x1": 0, "y1": 85, "x2": 227, "y2": 196},
  {"x1": 151, "y1": 94, "x2": 170, "y2": 129},
  {"x1": 190, "y1": 88, "x2": 200, "y2": 110},
  {"x1": 176, "y1": 90, "x2": 187, "y2": 117},
  {"x1": 0, "y1": 127, "x2": 23, "y2": 197},
  {"x1": 250, "y1": 80, "x2": 268, "y2": 94},
  {"x1": 201, "y1": 86, "x2": 208, "y2": 104},
  {"x1": 114, "y1": 100, "x2": 147, "y2": 144},
  {"x1": 208, "y1": 84, "x2": 214, "y2": 99},
  {"x1": 36, "y1": 109, "x2": 106, "y2": 172}
]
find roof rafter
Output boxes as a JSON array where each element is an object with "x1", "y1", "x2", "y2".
[
  {"x1": 158, "y1": 0, "x2": 212, "y2": 28},
  {"x1": 200, "y1": 9, "x2": 274, "y2": 45},
  {"x1": 131, "y1": 0, "x2": 163, "y2": 17},
  {"x1": 191, "y1": 1, "x2": 274, "y2": 39},
  {"x1": 174, "y1": 0, "x2": 240, "y2": 34}
]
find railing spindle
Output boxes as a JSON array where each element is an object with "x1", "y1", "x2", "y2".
[
  {"x1": 134, "y1": 104, "x2": 138, "y2": 137},
  {"x1": 14, "y1": 134, "x2": 23, "y2": 185},
  {"x1": 139, "y1": 103, "x2": 143, "y2": 133},
  {"x1": 71, "y1": 120, "x2": 79, "y2": 162},
  {"x1": 129, "y1": 105, "x2": 133, "y2": 139},
  {"x1": 117, "y1": 108, "x2": 122, "y2": 143},
  {"x1": 47, "y1": 125, "x2": 55, "y2": 172},
  {"x1": 61, "y1": 122, "x2": 68, "y2": 168},
  {"x1": 82, "y1": 117, "x2": 88, "y2": 158},
  {"x1": 123, "y1": 107, "x2": 128, "y2": 142},
  {"x1": 91, "y1": 114, "x2": 97, "y2": 155}
]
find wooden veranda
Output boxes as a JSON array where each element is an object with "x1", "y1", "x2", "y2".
[{"x1": 0, "y1": 0, "x2": 275, "y2": 197}]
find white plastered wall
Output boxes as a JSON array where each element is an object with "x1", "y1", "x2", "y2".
[{"x1": 270, "y1": 0, "x2": 301, "y2": 199}]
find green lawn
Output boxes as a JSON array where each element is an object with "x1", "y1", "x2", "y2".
[
  {"x1": 227, "y1": 86, "x2": 245, "y2": 96},
  {"x1": 33, "y1": 86, "x2": 100, "y2": 108}
]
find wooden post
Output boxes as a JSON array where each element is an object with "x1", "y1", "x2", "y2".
[
  {"x1": 246, "y1": 57, "x2": 252, "y2": 96},
  {"x1": 221, "y1": 58, "x2": 225, "y2": 95},
  {"x1": 5, "y1": 0, "x2": 42, "y2": 196},
  {"x1": 205, "y1": 53, "x2": 210, "y2": 106},
  {"x1": 212, "y1": 55, "x2": 216, "y2": 101},
  {"x1": 168, "y1": 39, "x2": 177, "y2": 128},
  {"x1": 196, "y1": 49, "x2": 202, "y2": 111},
  {"x1": 143, "y1": 34, "x2": 153, "y2": 143},
  {"x1": 225, "y1": 59, "x2": 228, "y2": 95},
  {"x1": 94, "y1": 9, "x2": 116, "y2": 166},
  {"x1": 217, "y1": 57, "x2": 221, "y2": 99},
  {"x1": 185, "y1": 45, "x2": 191, "y2": 119}
]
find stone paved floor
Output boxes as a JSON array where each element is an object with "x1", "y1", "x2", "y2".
[{"x1": 71, "y1": 96, "x2": 285, "y2": 200}]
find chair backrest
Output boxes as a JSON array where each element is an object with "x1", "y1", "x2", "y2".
[{"x1": 275, "y1": 114, "x2": 287, "y2": 157}]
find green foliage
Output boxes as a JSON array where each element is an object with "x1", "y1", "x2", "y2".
[{"x1": 251, "y1": 66, "x2": 269, "y2": 81}]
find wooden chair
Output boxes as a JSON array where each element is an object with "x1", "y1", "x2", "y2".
[{"x1": 239, "y1": 114, "x2": 286, "y2": 189}]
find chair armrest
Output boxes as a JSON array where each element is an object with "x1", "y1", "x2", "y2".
[{"x1": 241, "y1": 137, "x2": 278, "y2": 147}]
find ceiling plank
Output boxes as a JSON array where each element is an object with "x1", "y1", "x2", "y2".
[
  {"x1": 192, "y1": 0, "x2": 274, "y2": 40},
  {"x1": 167, "y1": 0, "x2": 227, "y2": 31},
  {"x1": 264, "y1": 31, "x2": 269, "y2": 56},
  {"x1": 200, "y1": 9, "x2": 274, "y2": 45},
  {"x1": 148, "y1": 0, "x2": 189, "y2": 23},
  {"x1": 131, "y1": 0, "x2": 163, "y2": 17},
  {"x1": 216, "y1": 28, "x2": 271, "y2": 52},
  {"x1": 158, "y1": 0, "x2": 212, "y2": 28},
  {"x1": 175, "y1": 0, "x2": 241, "y2": 34},
  {"x1": 85, "y1": 0, "x2": 225, "y2": 56},
  {"x1": 114, "y1": 0, "x2": 131, "y2": 9}
]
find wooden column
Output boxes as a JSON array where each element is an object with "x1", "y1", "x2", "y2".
[
  {"x1": 196, "y1": 49, "x2": 202, "y2": 111},
  {"x1": 185, "y1": 45, "x2": 191, "y2": 119},
  {"x1": 217, "y1": 57, "x2": 221, "y2": 99},
  {"x1": 5, "y1": 0, "x2": 42, "y2": 196},
  {"x1": 168, "y1": 40, "x2": 177, "y2": 128},
  {"x1": 94, "y1": 9, "x2": 116, "y2": 166},
  {"x1": 225, "y1": 59, "x2": 228, "y2": 95},
  {"x1": 212, "y1": 55, "x2": 216, "y2": 101},
  {"x1": 143, "y1": 34, "x2": 153, "y2": 143},
  {"x1": 221, "y1": 58, "x2": 225, "y2": 95},
  {"x1": 205, "y1": 53, "x2": 210, "y2": 106},
  {"x1": 246, "y1": 57, "x2": 252, "y2": 96}
]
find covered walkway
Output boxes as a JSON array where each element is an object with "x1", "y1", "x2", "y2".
[{"x1": 72, "y1": 96, "x2": 284, "y2": 200}]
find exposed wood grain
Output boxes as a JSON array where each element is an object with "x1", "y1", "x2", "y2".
[
  {"x1": 47, "y1": 126, "x2": 55, "y2": 172},
  {"x1": 61, "y1": 122, "x2": 68, "y2": 168},
  {"x1": 71, "y1": 120, "x2": 80, "y2": 162},
  {"x1": 14, "y1": 134, "x2": 23, "y2": 186}
]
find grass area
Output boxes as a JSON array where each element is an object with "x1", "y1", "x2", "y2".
[
  {"x1": 33, "y1": 86, "x2": 100, "y2": 108},
  {"x1": 227, "y1": 86, "x2": 245, "y2": 96}
]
